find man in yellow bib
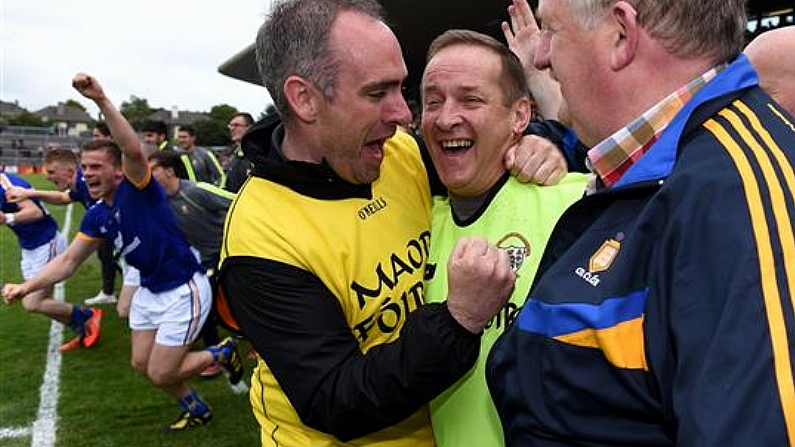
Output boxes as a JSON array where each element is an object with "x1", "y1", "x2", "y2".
[{"x1": 217, "y1": 0, "x2": 520, "y2": 445}]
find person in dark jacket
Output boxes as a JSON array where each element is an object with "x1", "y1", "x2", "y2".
[
  {"x1": 141, "y1": 119, "x2": 178, "y2": 153},
  {"x1": 223, "y1": 112, "x2": 255, "y2": 193},
  {"x1": 487, "y1": 1, "x2": 795, "y2": 446},
  {"x1": 175, "y1": 125, "x2": 226, "y2": 187}
]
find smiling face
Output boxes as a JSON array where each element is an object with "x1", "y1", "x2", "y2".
[
  {"x1": 228, "y1": 116, "x2": 251, "y2": 145},
  {"x1": 176, "y1": 130, "x2": 196, "y2": 151},
  {"x1": 80, "y1": 149, "x2": 123, "y2": 201},
  {"x1": 142, "y1": 131, "x2": 162, "y2": 146},
  {"x1": 311, "y1": 11, "x2": 411, "y2": 185},
  {"x1": 421, "y1": 43, "x2": 530, "y2": 197}
]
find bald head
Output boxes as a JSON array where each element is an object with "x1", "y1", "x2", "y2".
[{"x1": 745, "y1": 26, "x2": 795, "y2": 116}]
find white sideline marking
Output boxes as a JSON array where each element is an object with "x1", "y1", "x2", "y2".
[
  {"x1": 0, "y1": 426, "x2": 32, "y2": 439},
  {"x1": 31, "y1": 301, "x2": 64, "y2": 447},
  {"x1": 31, "y1": 203, "x2": 73, "y2": 447},
  {"x1": 0, "y1": 204, "x2": 74, "y2": 445}
]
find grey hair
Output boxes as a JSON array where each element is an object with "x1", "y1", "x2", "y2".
[
  {"x1": 255, "y1": 0, "x2": 384, "y2": 122},
  {"x1": 563, "y1": 0, "x2": 747, "y2": 63},
  {"x1": 561, "y1": 0, "x2": 614, "y2": 29}
]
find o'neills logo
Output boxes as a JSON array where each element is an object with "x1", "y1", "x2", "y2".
[
  {"x1": 496, "y1": 232, "x2": 531, "y2": 276},
  {"x1": 358, "y1": 197, "x2": 388, "y2": 220}
]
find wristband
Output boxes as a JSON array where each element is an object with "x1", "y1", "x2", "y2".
[{"x1": 4, "y1": 213, "x2": 15, "y2": 225}]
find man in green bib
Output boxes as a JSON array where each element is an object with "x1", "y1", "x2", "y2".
[{"x1": 420, "y1": 29, "x2": 588, "y2": 447}]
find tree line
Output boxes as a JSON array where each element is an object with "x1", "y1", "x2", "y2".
[{"x1": 1, "y1": 96, "x2": 265, "y2": 147}]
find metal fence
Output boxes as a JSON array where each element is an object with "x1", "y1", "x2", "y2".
[
  {"x1": 0, "y1": 125, "x2": 85, "y2": 170},
  {"x1": 0, "y1": 125, "x2": 232, "y2": 173}
]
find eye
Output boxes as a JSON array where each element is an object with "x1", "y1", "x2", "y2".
[
  {"x1": 423, "y1": 98, "x2": 441, "y2": 110},
  {"x1": 367, "y1": 90, "x2": 387, "y2": 100},
  {"x1": 462, "y1": 95, "x2": 484, "y2": 105}
]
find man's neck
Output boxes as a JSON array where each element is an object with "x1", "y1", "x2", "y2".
[
  {"x1": 449, "y1": 187, "x2": 494, "y2": 221},
  {"x1": 281, "y1": 123, "x2": 323, "y2": 164},
  {"x1": 448, "y1": 169, "x2": 513, "y2": 221}
]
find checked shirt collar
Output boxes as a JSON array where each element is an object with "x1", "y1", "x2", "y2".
[{"x1": 586, "y1": 64, "x2": 725, "y2": 193}]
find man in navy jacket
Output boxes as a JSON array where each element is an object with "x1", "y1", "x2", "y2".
[{"x1": 487, "y1": 1, "x2": 795, "y2": 446}]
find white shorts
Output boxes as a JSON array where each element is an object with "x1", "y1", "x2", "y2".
[
  {"x1": 120, "y1": 258, "x2": 141, "y2": 286},
  {"x1": 128, "y1": 271, "x2": 211, "y2": 347},
  {"x1": 20, "y1": 233, "x2": 67, "y2": 280}
]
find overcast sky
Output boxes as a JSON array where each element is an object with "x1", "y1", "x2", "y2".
[{"x1": 0, "y1": 0, "x2": 275, "y2": 120}]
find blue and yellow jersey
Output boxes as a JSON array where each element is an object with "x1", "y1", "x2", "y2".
[
  {"x1": 78, "y1": 174, "x2": 200, "y2": 293},
  {"x1": 1, "y1": 173, "x2": 59, "y2": 249}
]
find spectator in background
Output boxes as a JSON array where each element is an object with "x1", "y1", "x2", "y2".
[
  {"x1": 141, "y1": 119, "x2": 178, "y2": 153},
  {"x1": 92, "y1": 122, "x2": 111, "y2": 140},
  {"x1": 176, "y1": 125, "x2": 226, "y2": 187},
  {"x1": 1, "y1": 171, "x2": 102, "y2": 353},
  {"x1": 223, "y1": 111, "x2": 255, "y2": 193},
  {"x1": 487, "y1": 0, "x2": 795, "y2": 446}
]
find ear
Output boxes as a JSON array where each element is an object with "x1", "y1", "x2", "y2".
[
  {"x1": 283, "y1": 75, "x2": 320, "y2": 123},
  {"x1": 610, "y1": 1, "x2": 640, "y2": 71},
  {"x1": 510, "y1": 97, "x2": 532, "y2": 135}
]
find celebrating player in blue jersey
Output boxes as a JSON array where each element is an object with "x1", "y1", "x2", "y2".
[
  {"x1": 5, "y1": 147, "x2": 121, "y2": 308},
  {"x1": 1, "y1": 172, "x2": 101, "y2": 351},
  {"x1": 2, "y1": 73, "x2": 244, "y2": 432}
]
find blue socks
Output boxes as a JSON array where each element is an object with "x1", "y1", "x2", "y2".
[
  {"x1": 205, "y1": 343, "x2": 230, "y2": 363},
  {"x1": 179, "y1": 389, "x2": 211, "y2": 417},
  {"x1": 67, "y1": 306, "x2": 93, "y2": 335}
]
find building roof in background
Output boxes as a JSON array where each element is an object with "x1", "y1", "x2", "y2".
[
  {"x1": 0, "y1": 100, "x2": 28, "y2": 117},
  {"x1": 147, "y1": 108, "x2": 210, "y2": 126},
  {"x1": 36, "y1": 103, "x2": 93, "y2": 124}
]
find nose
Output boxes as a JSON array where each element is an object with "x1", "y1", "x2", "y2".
[
  {"x1": 434, "y1": 100, "x2": 463, "y2": 130},
  {"x1": 383, "y1": 90, "x2": 412, "y2": 128},
  {"x1": 534, "y1": 31, "x2": 551, "y2": 70}
]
